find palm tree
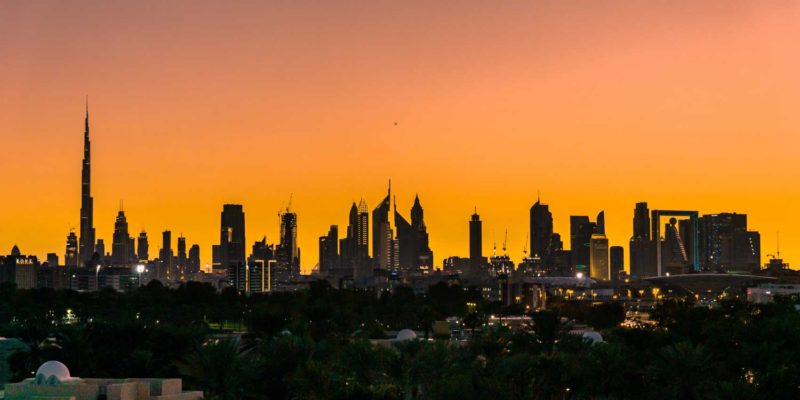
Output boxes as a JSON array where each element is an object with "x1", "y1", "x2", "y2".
[
  {"x1": 177, "y1": 337, "x2": 251, "y2": 400},
  {"x1": 647, "y1": 342, "x2": 714, "y2": 400}
]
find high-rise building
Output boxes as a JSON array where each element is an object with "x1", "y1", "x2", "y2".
[
  {"x1": 596, "y1": 211, "x2": 606, "y2": 235},
  {"x1": 356, "y1": 198, "x2": 369, "y2": 258},
  {"x1": 610, "y1": 246, "x2": 624, "y2": 284},
  {"x1": 530, "y1": 199, "x2": 554, "y2": 260},
  {"x1": 46, "y1": 253, "x2": 59, "y2": 266},
  {"x1": 95, "y1": 239, "x2": 105, "y2": 263},
  {"x1": 633, "y1": 202, "x2": 650, "y2": 239},
  {"x1": 137, "y1": 231, "x2": 149, "y2": 262},
  {"x1": 188, "y1": 244, "x2": 200, "y2": 273},
  {"x1": 65, "y1": 231, "x2": 78, "y2": 267},
  {"x1": 159, "y1": 230, "x2": 173, "y2": 281},
  {"x1": 469, "y1": 209, "x2": 483, "y2": 270},
  {"x1": 279, "y1": 210, "x2": 299, "y2": 275},
  {"x1": 698, "y1": 213, "x2": 760, "y2": 272},
  {"x1": 1, "y1": 246, "x2": 38, "y2": 289},
  {"x1": 570, "y1": 216, "x2": 593, "y2": 275},
  {"x1": 392, "y1": 194, "x2": 433, "y2": 272},
  {"x1": 78, "y1": 103, "x2": 96, "y2": 265},
  {"x1": 318, "y1": 225, "x2": 339, "y2": 275},
  {"x1": 340, "y1": 199, "x2": 369, "y2": 278},
  {"x1": 177, "y1": 235, "x2": 187, "y2": 268},
  {"x1": 339, "y1": 203, "x2": 357, "y2": 273},
  {"x1": 394, "y1": 203, "x2": 413, "y2": 271},
  {"x1": 589, "y1": 234, "x2": 609, "y2": 280},
  {"x1": 372, "y1": 183, "x2": 392, "y2": 270},
  {"x1": 111, "y1": 208, "x2": 133, "y2": 265},
  {"x1": 219, "y1": 204, "x2": 246, "y2": 272},
  {"x1": 630, "y1": 202, "x2": 655, "y2": 279}
]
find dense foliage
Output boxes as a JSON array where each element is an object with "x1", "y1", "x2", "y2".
[{"x1": 1, "y1": 280, "x2": 799, "y2": 399}]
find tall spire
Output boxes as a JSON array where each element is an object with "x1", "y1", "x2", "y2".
[{"x1": 78, "y1": 99, "x2": 95, "y2": 264}]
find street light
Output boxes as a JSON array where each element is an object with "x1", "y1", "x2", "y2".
[{"x1": 136, "y1": 264, "x2": 145, "y2": 287}]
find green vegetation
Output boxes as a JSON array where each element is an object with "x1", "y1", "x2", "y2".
[{"x1": 1, "y1": 280, "x2": 800, "y2": 399}]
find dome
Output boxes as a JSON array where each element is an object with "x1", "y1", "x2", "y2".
[
  {"x1": 396, "y1": 329, "x2": 417, "y2": 341},
  {"x1": 35, "y1": 361, "x2": 71, "y2": 383},
  {"x1": 582, "y1": 331, "x2": 604, "y2": 344}
]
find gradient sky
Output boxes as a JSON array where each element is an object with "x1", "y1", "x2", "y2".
[{"x1": 1, "y1": 1, "x2": 798, "y2": 272}]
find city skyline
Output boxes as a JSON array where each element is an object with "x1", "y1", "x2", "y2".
[
  {"x1": 2, "y1": 1, "x2": 799, "y2": 270},
  {"x1": 0, "y1": 108, "x2": 779, "y2": 273}
]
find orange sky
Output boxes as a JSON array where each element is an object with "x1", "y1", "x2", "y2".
[{"x1": 1, "y1": 1, "x2": 798, "y2": 272}]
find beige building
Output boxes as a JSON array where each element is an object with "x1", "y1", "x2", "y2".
[
  {"x1": 3, "y1": 361, "x2": 203, "y2": 400},
  {"x1": 589, "y1": 234, "x2": 609, "y2": 281}
]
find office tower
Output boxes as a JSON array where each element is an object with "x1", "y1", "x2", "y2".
[
  {"x1": 1, "y1": 246, "x2": 38, "y2": 289},
  {"x1": 530, "y1": 198, "x2": 554, "y2": 260},
  {"x1": 159, "y1": 230, "x2": 173, "y2": 281},
  {"x1": 177, "y1": 235, "x2": 187, "y2": 269},
  {"x1": 596, "y1": 211, "x2": 606, "y2": 235},
  {"x1": 341, "y1": 199, "x2": 369, "y2": 278},
  {"x1": 410, "y1": 195, "x2": 434, "y2": 270},
  {"x1": 95, "y1": 239, "x2": 105, "y2": 262},
  {"x1": 188, "y1": 244, "x2": 200, "y2": 273},
  {"x1": 699, "y1": 213, "x2": 760, "y2": 272},
  {"x1": 372, "y1": 183, "x2": 392, "y2": 270},
  {"x1": 589, "y1": 234, "x2": 609, "y2": 280},
  {"x1": 356, "y1": 199, "x2": 369, "y2": 258},
  {"x1": 570, "y1": 216, "x2": 593, "y2": 274},
  {"x1": 394, "y1": 203, "x2": 413, "y2": 270},
  {"x1": 339, "y1": 203, "x2": 357, "y2": 272},
  {"x1": 111, "y1": 208, "x2": 133, "y2": 265},
  {"x1": 46, "y1": 253, "x2": 59, "y2": 266},
  {"x1": 137, "y1": 231, "x2": 149, "y2": 262},
  {"x1": 212, "y1": 245, "x2": 221, "y2": 271},
  {"x1": 319, "y1": 225, "x2": 339, "y2": 275},
  {"x1": 65, "y1": 231, "x2": 78, "y2": 267},
  {"x1": 78, "y1": 103, "x2": 96, "y2": 264},
  {"x1": 219, "y1": 204, "x2": 246, "y2": 272},
  {"x1": 279, "y1": 210, "x2": 299, "y2": 275},
  {"x1": 469, "y1": 209, "x2": 483, "y2": 270},
  {"x1": 610, "y1": 246, "x2": 624, "y2": 284},
  {"x1": 248, "y1": 260, "x2": 273, "y2": 294},
  {"x1": 250, "y1": 237, "x2": 274, "y2": 265},
  {"x1": 633, "y1": 202, "x2": 650, "y2": 239},
  {"x1": 733, "y1": 231, "x2": 760, "y2": 272},
  {"x1": 630, "y1": 202, "x2": 654, "y2": 278}
]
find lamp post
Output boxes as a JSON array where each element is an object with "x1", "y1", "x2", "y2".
[{"x1": 136, "y1": 264, "x2": 145, "y2": 287}]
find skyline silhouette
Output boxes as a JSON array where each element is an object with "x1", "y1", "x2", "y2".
[{"x1": 1, "y1": 1, "x2": 798, "y2": 270}]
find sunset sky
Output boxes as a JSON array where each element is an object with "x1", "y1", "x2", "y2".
[{"x1": 1, "y1": 1, "x2": 798, "y2": 272}]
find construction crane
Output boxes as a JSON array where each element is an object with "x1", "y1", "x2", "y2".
[
  {"x1": 502, "y1": 229, "x2": 508, "y2": 256},
  {"x1": 523, "y1": 232, "x2": 529, "y2": 259}
]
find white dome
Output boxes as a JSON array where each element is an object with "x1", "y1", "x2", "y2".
[
  {"x1": 582, "y1": 331, "x2": 604, "y2": 344},
  {"x1": 396, "y1": 329, "x2": 417, "y2": 341},
  {"x1": 36, "y1": 361, "x2": 71, "y2": 381}
]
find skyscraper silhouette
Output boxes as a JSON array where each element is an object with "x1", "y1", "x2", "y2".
[
  {"x1": 372, "y1": 182, "x2": 392, "y2": 270},
  {"x1": 65, "y1": 231, "x2": 78, "y2": 267},
  {"x1": 469, "y1": 209, "x2": 483, "y2": 270},
  {"x1": 111, "y1": 206, "x2": 133, "y2": 265},
  {"x1": 529, "y1": 198, "x2": 554, "y2": 260},
  {"x1": 356, "y1": 198, "x2": 369, "y2": 259},
  {"x1": 78, "y1": 102, "x2": 95, "y2": 264},
  {"x1": 159, "y1": 230, "x2": 173, "y2": 280},
  {"x1": 137, "y1": 231, "x2": 149, "y2": 262},
  {"x1": 219, "y1": 204, "x2": 246, "y2": 272},
  {"x1": 629, "y1": 202, "x2": 655, "y2": 278},
  {"x1": 279, "y1": 209, "x2": 299, "y2": 275}
]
